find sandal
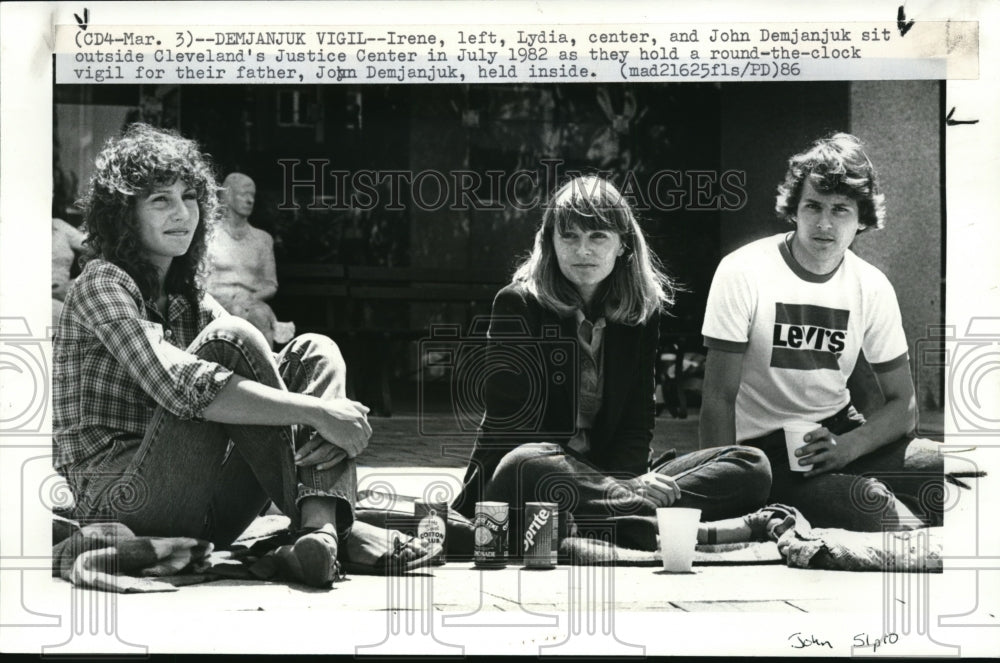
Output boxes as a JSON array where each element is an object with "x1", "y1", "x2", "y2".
[
  {"x1": 742, "y1": 504, "x2": 802, "y2": 542},
  {"x1": 339, "y1": 523, "x2": 442, "y2": 576}
]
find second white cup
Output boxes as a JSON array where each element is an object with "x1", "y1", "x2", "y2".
[{"x1": 655, "y1": 507, "x2": 702, "y2": 573}]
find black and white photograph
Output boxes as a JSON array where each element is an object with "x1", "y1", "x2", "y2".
[{"x1": 2, "y1": 1, "x2": 998, "y2": 657}]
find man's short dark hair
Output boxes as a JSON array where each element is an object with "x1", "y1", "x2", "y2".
[{"x1": 775, "y1": 132, "x2": 886, "y2": 232}]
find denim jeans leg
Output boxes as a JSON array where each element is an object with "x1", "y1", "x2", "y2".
[
  {"x1": 74, "y1": 410, "x2": 239, "y2": 542},
  {"x1": 483, "y1": 442, "x2": 772, "y2": 553},
  {"x1": 275, "y1": 333, "x2": 357, "y2": 530},
  {"x1": 654, "y1": 445, "x2": 773, "y2": 521},
  {"x1": 97, "y1": 318, "x2": 354, "y2": 546},
  {"x1": 839, "y1": 436, "x2": 944, "y2": 527},
  {"x1": 484, "y1": 442, "x2": 615, "y2": 554},
  {"x1": 745, "y1": 431, "x2": 930, "y2": 531}
]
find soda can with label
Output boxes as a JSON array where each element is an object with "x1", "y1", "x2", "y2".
[
  {"x1": 522, "y1": 502, "x2": 558, "y2": 569},
  {"x1": 415, "y1": 499, "x2": 448, "y2": 564},
  {"x1": 474, "y1": 501, "x2": 509, "y2": 568}
]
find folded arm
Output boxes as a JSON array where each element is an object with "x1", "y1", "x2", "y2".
[{"x1": 204, "y1": 378, "x2": 371, "y2": 467}]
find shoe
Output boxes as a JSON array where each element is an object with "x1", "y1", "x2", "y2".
[{"x1": 274, "y1": 524, "x2": 341, "y2": 588}]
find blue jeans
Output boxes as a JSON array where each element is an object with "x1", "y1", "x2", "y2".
[
  {"x1": 68, "y1": 317, "x2": 357, "y2": 547},
  {"x1": 743, "y1": 406, "x2": 944, "y2": 531},
  {"x1": 481, "y1": 443, "x2": 772, "y2": 552}
]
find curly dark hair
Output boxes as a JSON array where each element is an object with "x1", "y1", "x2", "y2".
[
  {"x1": 775, "y1": 132, "x2": 886, "y2": 232},
  {"x1": 80, "y1": 123, "x2": 220, "y2": 302}
]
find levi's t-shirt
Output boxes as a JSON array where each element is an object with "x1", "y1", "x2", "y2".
[{"x1": 702, "y1": 233, "x2": 908, "y2": 442}]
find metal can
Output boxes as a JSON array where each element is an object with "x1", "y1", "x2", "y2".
[
  {"x1": 474, "y1": 501, "x2": 509, "y2": 568},
  {"x1": 415, "y1": 499, "x2": 448, "y2": 564},
  {"x1": 522, "y1": 502, "x2": 558, "y2": 569}
]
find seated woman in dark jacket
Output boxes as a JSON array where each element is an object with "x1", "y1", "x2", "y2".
[{"x1": 452, "y1": 176, "x2": 773, "y2": 553}]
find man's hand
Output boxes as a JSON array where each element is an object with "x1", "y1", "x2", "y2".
[
  {"x1": 627, "y1": 471, "x2": 682, "y2": 508},
  {"x1": 299, "y1": 398, "x2": 372, "y2": 466},
  {"x1": 797, "y1": 426, "x2": 859, "y2": 478}
]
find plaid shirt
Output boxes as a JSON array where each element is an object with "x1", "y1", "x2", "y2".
[{"x1": 53, "y1": 259, "x2": 234, "y2": 472}]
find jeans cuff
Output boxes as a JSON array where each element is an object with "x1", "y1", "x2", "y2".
[{"x1": 295, "y1": 485, "x2": 356, "y2": 531}]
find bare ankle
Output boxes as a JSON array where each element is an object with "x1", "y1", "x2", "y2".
[{"x1": 300, "y1": 496, "x2": 339, "y2": 530}]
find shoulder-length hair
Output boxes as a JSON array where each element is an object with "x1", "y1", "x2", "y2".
[
  {"x1": 511, "y1": 175, "x2": 676, "y2": 325},
  {"x1": 775, "y1": 132, "x2": 886, "y2": 232},
  {"x1": 80, "y1": 123, "x2": 219, "y2": 303}
]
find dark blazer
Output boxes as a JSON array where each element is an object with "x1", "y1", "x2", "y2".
[{"x1": 453, "y1": 284, "x2": 660, "y2": 516}]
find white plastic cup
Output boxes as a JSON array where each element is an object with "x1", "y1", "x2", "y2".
[
  {"x1": 655, "y1": 507, "x2": 702, "y2": 573},
  {"x1": 783, "y1": 421, "x2": 819, "y2": 472}
]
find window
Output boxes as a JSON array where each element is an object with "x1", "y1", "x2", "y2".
[{"x1": 277, "y1": 89, "x2": 318, "y2": 127}]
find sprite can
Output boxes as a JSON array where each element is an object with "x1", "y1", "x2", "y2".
[{"x1": 523, "y1": 502, "x2": 558, "y2": 569}]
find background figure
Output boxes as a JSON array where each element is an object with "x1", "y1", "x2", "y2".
[
  {"x1": 206, "y1": 172, "x2": 293, "y2": 347},
  {"x1": 52, "y1": 217, "x2": 86, "y2": 328}
]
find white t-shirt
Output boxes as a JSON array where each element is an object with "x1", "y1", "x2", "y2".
[{"x1": 702, "y1": 233, "x2": 909, "y2": 441}]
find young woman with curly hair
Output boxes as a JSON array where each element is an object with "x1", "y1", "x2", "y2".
[{"x1": 54, "y1": 124, "x2": 431, "y2": 586}]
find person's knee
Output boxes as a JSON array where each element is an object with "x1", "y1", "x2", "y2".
[
  {"x1": 904, "y1": 437, "x2": 945, "y2": 473},
  {"x1": 196, "y1": 316, "x2": 275, "y2": 377},
  {"x1": 849, "y1": 476, "x2": 914, "y2": 530},
  {"x1": 289, "y1": 333, "x2": 347, "y2": 373},
  {"x1": 485, "y1": 443, "x2": 571, "y2": 511},
  {"x1": 205, "y1": 315, "x2": 270, "y2": 348},
  {"x1": 718, "y1": 446, "x2": 773, "y2": 504},
  {"x1": 490, "y1": 443, "x2": 562, "y2": 485}
]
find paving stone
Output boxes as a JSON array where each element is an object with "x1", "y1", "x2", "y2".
[{"x1": 672, "y1": 600, "x2": 805, "y2": 612}]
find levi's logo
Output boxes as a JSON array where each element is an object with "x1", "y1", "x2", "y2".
[{"x1": 770, "y1": 303, "x2": 849, "y2": 370}]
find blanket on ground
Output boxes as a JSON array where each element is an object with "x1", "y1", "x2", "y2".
[
  {"x1": 52, "y1": 516, "x2": 214, "y2": 593},
  {"x1": 775, "y1": 468, "x2": 983, "y2": 571},
  {"x1": 559, "y1": 538, "x2": 783, "y2": 566},
  {"x1": 52, "y1": 498, "x2": 947, "y2": 593},
  {"x1": 561, "y1": 505, "x2": 943, "y2": 572},
  {"x1": 776, "y1": 512, "x2": 943, "y2": 572},
  {"x1": 51, "y1": 514, "x2": 346, "y2": 591}
]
